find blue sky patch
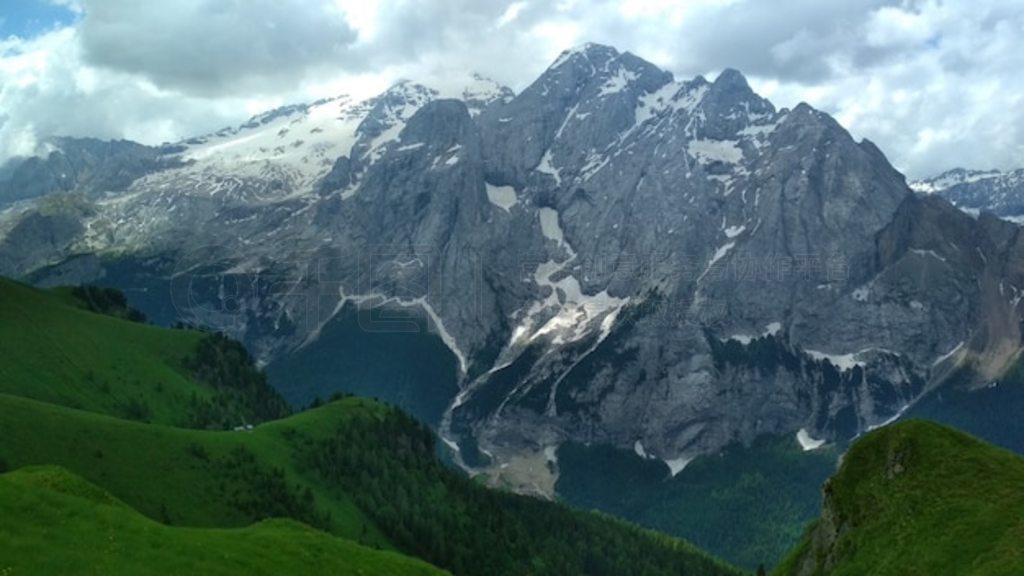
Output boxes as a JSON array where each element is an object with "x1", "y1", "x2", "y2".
[{"x1": 0, "y1": 1, "x2": 78, "y2": 39}]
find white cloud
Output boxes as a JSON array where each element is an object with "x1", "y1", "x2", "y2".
[
  {"x1": 0, "y1": 26, "x2": 373, "y2": 163},
  {"x1": 497, "y1": 1, "x2": 528, "y2": 28},
  {"x1": 1, "y1": 0, "x2": 1022, "y2": 178},
  {"x1": 749, "y1": 0, "x2": 1024, "y2": 177},
  {"x1": 76, "y1": 0, "x2": 359, "y2": 96}
]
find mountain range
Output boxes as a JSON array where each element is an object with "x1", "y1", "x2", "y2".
[
  {"x1": 4, "y1": 41, "x2": 1024, "y2": 568},
  {"x1": 0, "y1": 277, "x2": 738, "y2": 576},
  {"x1": 6, "y1": 276, "x2": 1024, "y2": 575},
  {"x1": 912, "y1": 167, "x2": 1024, "y2": 222}
]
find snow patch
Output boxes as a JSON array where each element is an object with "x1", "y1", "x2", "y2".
[
  {"x1": 866, "y1": 404, "x2": 911, "y2": 433},
  {"x1": 806, "y1": 350, "x2": 865, "y2": 371},
  {"x1": 668, "y1": 83, "x2": 708, "y2": 114},
  {"x1": 634, "y1": 82, "x2": 680, "y2": 126},
  {"x1": 688, "y1": 139, "x2": 743, "y2": 165},
  {"x1": 598, "y1": 67, "x2": 639, "y2": 97},
  {"x1": 796, "y1": 429, "x2": 825, "y2": 451},
  {"x1": 536, "y1": 149, "x2": 562, "y2": 184},
  {"x1": 171, "y1": 83, "x2": 437, "y2": 200},
  {"x1": 910, "y1": 249, "x2": 948, "y2": 264},
  {"x1": 544, "y1": 445, "x2": 559, "y2": 465},
  {"x1": 724, "y1": 224, "x2": 746, "y2": 238},
  {"x1": 664, "y1": 456, "x2": 693, "y2": 477},
  {"x1": 697, "y1": 241, "x2": 736, "y2": 282},
  {"x1": 505, "y1": 208, "x2": 627, "y2": 349},
  {"x1": 401, "y1": 297, "x2": 468, "y2": 374},
  {"x1": 738, "y1": 121, "x2": 780, "y2": 141},
  {"x1": 550, "y1": 47, "x2": 581, "y2": 69},
  {"x1": 723, "y1": 322, "x2": 782, "y2": 345},
  {"x1": 932, "y1": 341, "x2": 964, "y2": 367},
  {"x1": 445, "y1": 73, "x2": 514, "y2": 117},
  {"x1": 634, "y1": 440, "x2": 648, "y2": 459},
  {"x1": 485, "y1": 184, "x2": 518, "y2": 212},
  {"x1": 910, "y1": 168, "x2": 1003, "y2": 194},
  {"x1": 708, "y1": 242, "x2": 736, "y2": 268},
  {"x1": 580, "y1": 152, "x2": 612, "y2": 181},
  {"x1": 440, "y1": 436, "x2": 460, "y2": 453},
  {"x1": 330, "y1": 288, "x2": 468, "y2": 375},
  {"x1": 538, "y1": 207, "x2": 567, "y2": 249}
]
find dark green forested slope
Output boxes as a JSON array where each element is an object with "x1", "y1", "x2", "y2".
[
  {"x1": 557, "y1": 434, "x2": 839, "y2": 571},
  {"x1": 775, "y1": 420, "x2": 1024, "y2": 576},
  {"x1": 0, "y1": 276, "x2": 741, "y2": 576},
  {"x1": 286, "y1": 403, "x2": 741, "y2": 576}
]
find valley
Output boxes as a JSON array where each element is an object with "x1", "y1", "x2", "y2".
[{"x1": 0, "y1": 278, "x2": 740, "y2": 575}]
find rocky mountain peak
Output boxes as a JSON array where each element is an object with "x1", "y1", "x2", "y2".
[
  {"x1": 458, "y1": 74, "x2": 515, "y2": 116},
  {"x1": 541, "y1": 43, "x2": 673, "y2": 96},
  {"x1": 708, "y1": 67, "x2": 768, "y2": 111},
  {"x1": 549, "y1": 42, "x2": 621, "y2": 70},
  {"x1": 712, "y1": 67, "x2": 748, "y2": 88},
  {"x1": 696, "y1": 68, "x2": 775, "y2": 139}
]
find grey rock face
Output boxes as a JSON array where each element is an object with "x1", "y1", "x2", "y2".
[
  {"x1": 0, "y1": 138, "x2": 182, "y2": 207},
  {"x1": 0, "y1": 199, "x2": 91, "y2": 277},
  {"x1": 4, "y1": 44, "x2": 1023, "y2": 494},
  {"x1": 447, "y1": 47, "x2": 944, "y2": 478}
]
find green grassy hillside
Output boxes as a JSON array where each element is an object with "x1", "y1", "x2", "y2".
[
  {"x1": 0, "y1": 276, "x2": 742, "y2": 576},
  {"x1": 0, "y1": 278, "x2": 205, "y2": 422},
  {"x1": 0, "y1": 466, "x2": 446, "y2": 576},
  {"x1": 0, "y1": 392, "x2": 388, "y2": 545},
  {"x1": 775, "y1": 420, "x2": 1024, "y2": 576},
  {"x1": 0, "y1": 278, "x2": 288, "y2": 428},
  {"x1": 0, "y1": 392, "x2": 740, "y2": 576}
]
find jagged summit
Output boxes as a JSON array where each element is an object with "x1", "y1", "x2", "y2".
[
  {"x1": 549, "y1": 42, "x2": 622, "y2": 68},
  {"x1": 444, "y1": 73, "x2": 515, "y2": 117},
  {"x1": 543, "y1": 42, "x2": 672, "y2": 89},
  {"x1": 712, "y1": 67, "x2": 749, "y2": 88}
]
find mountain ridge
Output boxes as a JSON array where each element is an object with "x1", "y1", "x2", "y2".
[
  {"x1": 1, "y1": 42, "x2": 1022, "y2": 501},
  {"x1": 912, "y1": 166, "x2": 1024, "y2": 222}
]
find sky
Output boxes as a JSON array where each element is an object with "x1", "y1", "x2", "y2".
[{"x1": 0, "y1": 0, "x2": 1022, "y2": 179}]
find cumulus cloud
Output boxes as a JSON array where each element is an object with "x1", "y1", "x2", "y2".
[
  {"x1": 77, "y1": 0, "x2": 358, "y2": 96},
  {"x1": 1, "y1": 0, "x2": 1022, "y2": 178},
  {"x1": 752, "y1": 0, "x2": 1024, "y2": 177},
  {"x1": 0, "y1": 27, "x2": 339, "y2": 162}
]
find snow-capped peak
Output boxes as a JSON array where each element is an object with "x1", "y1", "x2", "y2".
[
  {"x1": 912, "y1": 167, "x2": 1024, "y2": 222},
  {"x1": 437, "y1": 73, "x2": 515, "y2": 117},
  {"x1": 549, "y1": 42, "x2": 621, "y2": 69},
  {"x1": 910, "y1": 168, "x2": 1008, "y2": 193}
]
